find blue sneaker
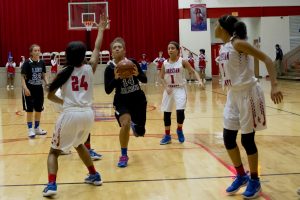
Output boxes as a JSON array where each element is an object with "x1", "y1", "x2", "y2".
[
  {"x1": 242, "y1": 178, "x2": 261, "y2": 199},
  {"x1": 42, "y1": 182, "x2": 57, "y2": 197},
  {"x1": 226, "y1": 174, "x2": 249, "y2": 194},
  {"x1": 176, "y1": 129, "x2": 185, "y2": 143},
  {"x1": 160, "y1": 134, "x2": 171, "y2": 145},
  {"x1": 89, "y1": 149, "x2": 102, "y2": 161},
  {"x1": 117, "y1": 155, "x2": 129, "y2": 168},
  {"x1": 84, "y1": 172, "x2": 102, "y2": 186}
]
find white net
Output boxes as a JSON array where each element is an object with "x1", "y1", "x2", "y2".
[{"x1": 83, "y1": 21, "x2": 94, "y2": 31}]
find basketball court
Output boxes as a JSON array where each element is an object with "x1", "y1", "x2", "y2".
[
  {"x1": 0, "y1": 0, "x2": 300, "y2": 200},
  {"x1": 0, "y1": 78, "x2": 299, "y2": 199}
]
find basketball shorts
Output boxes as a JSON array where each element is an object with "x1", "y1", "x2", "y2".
[
  {"x1": 51, "y1": 108, "x2": 94, "y2": 152},
  {"x1": 22, "y1": 85, "x2": 44, "y2": 112},
  {"x1": 161, "y1": 86, "x2": 187, "y2": 112},
  {"x1": 7, "y1": 73, "x2": 15, "y2": 78},
  {"x1": 224, "y1": 83, "x2": 267, "y2": 134},
  {"x1": 114, "y1": 93, "x2": 147, "y2": 136}
]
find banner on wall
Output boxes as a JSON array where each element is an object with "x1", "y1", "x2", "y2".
[{"x1": 190, "y1": 4, "x2": 207, "y2": 31}]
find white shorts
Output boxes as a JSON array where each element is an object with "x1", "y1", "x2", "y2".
[
  {"x1": 51, "y1": 108, "x2": 94, "y2": 152},
  {"x1": 161, "y1": 86, "x2": 187, "y2": 112},
  {"x1": 224, "y1": 83, "x2": 267, "y2": 134}
]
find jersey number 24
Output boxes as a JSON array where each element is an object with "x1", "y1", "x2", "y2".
[{"x1": 71, "y1": 75, "x2": 88, "y2": 91}]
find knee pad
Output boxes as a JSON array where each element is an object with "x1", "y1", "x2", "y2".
[
  {"x1": 164, "y1": 112, "x2": 171, "y2": 126},
  {"x1": 223, "y1": 128, "x2": 238, "y2": 150},
  {"x1": 241, "y1": 132, "x2": 257, "y2": 155},
  {"x1": 176, "y1": 109, "x2": 185, "y2": 124}
]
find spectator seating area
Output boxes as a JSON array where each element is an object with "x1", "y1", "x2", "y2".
[{"x1": 41, "y1": 50, "x2": 111, "y2": 66}]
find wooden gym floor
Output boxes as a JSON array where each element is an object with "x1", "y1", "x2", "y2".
[{"x1": 0, "y1": 78, "x2": 299, "y2": 200}]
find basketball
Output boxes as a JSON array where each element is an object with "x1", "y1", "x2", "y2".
[{"x1": 116, "y1": 59, "x2": 136, "y2": 79}]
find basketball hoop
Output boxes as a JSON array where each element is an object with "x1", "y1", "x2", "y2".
[{"x1": 83, "y1": 21, "x2": 94, "y2": 31}]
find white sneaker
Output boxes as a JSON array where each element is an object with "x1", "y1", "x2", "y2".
[
  {"x1": 35, "y1": 127, "x2": 47, "y2": 135},
  {"x1": 10, "y1": 85, "x2": 14, "y2": 89},
  {"x1": 6, "y1": 85, "x2": 10, "y2": 90},
  {"x1": 28, "y1": 128, "x2": 36, "y2": 138}
]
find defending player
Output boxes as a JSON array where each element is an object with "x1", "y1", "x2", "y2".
[
  {"x1": 159, "y1": 41, "x2": 201, "y2": 145},
  {"x1": 42, "y1": 16, "x2": 109, "y2": 197},
  {"x1": 215, "y1": 15, "x2": 283, "y2": 199}
]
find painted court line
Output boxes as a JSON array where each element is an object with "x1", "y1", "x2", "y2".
[
  {"x1": 0, "y1": 173, "x2": 298, "y2": 188},
  {"x1": 0, "y1": 134, "x2": 297, "y2": 199}
]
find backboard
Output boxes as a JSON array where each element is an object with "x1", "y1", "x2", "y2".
[{"x1": 68, "y1": 2, "x2": 109, "y2": 30}]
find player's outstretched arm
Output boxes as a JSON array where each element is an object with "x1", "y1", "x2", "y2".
[
  {"x1": 233, "y1": 39, "x2": 283, "y2": 104},
  {"x1": 89, "y1": 15, "x2": 110, "y2": 73}
]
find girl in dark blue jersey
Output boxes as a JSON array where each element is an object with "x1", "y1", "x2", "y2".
[{"x1": 104, "y1": 37, "x2": 147, "y2": 168}]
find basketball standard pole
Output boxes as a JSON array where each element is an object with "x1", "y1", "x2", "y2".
[{"x1": 85, "y1": 30, "x2": 91, "y2": 51}]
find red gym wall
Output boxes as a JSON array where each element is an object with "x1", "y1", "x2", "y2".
[
  {"x1": 0, "y1": 0, "x2": 179, "y2": 66},
  {"x1": 179, "y1": 6, "x2": 300, "y2": 19}
]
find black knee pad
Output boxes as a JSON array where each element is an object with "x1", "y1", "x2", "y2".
[
  {"x1": 164, "y1": 112, "x2": 171, "y2": 126},
  {"x1": 176, "y1": 109, "x2": 185, "y2": 124},
  {"x1": 241, "y1": 131, "x2": 257, "y2": 155},
  {"x1": 223, "y1": 128, "x2": 238, "y2": 150}
]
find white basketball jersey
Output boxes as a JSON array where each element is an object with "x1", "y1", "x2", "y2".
[
  {"x1": 61, "y1": 64, "x2": 94, "y2": 109},
  {"x1": 219, "y1": 42, "x2": 257, "y2": 89},
  {"x1": 163, "y1": 57, "x2": 186, "y2": 87}
]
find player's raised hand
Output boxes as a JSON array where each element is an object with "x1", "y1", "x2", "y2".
[{"x1": 95, "y1": 14, "x2": 110, "y2": 31}]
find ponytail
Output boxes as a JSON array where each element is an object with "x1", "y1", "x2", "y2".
[
  {"x1": 218, "y1": 15, "x2": 247, "y2": 40},
  {"x1": 234, "y1": 21, "x2": 247, "y2": 40},
  {"x1": 49, "y1": 66, "x2": 74, "y2": 92}
]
